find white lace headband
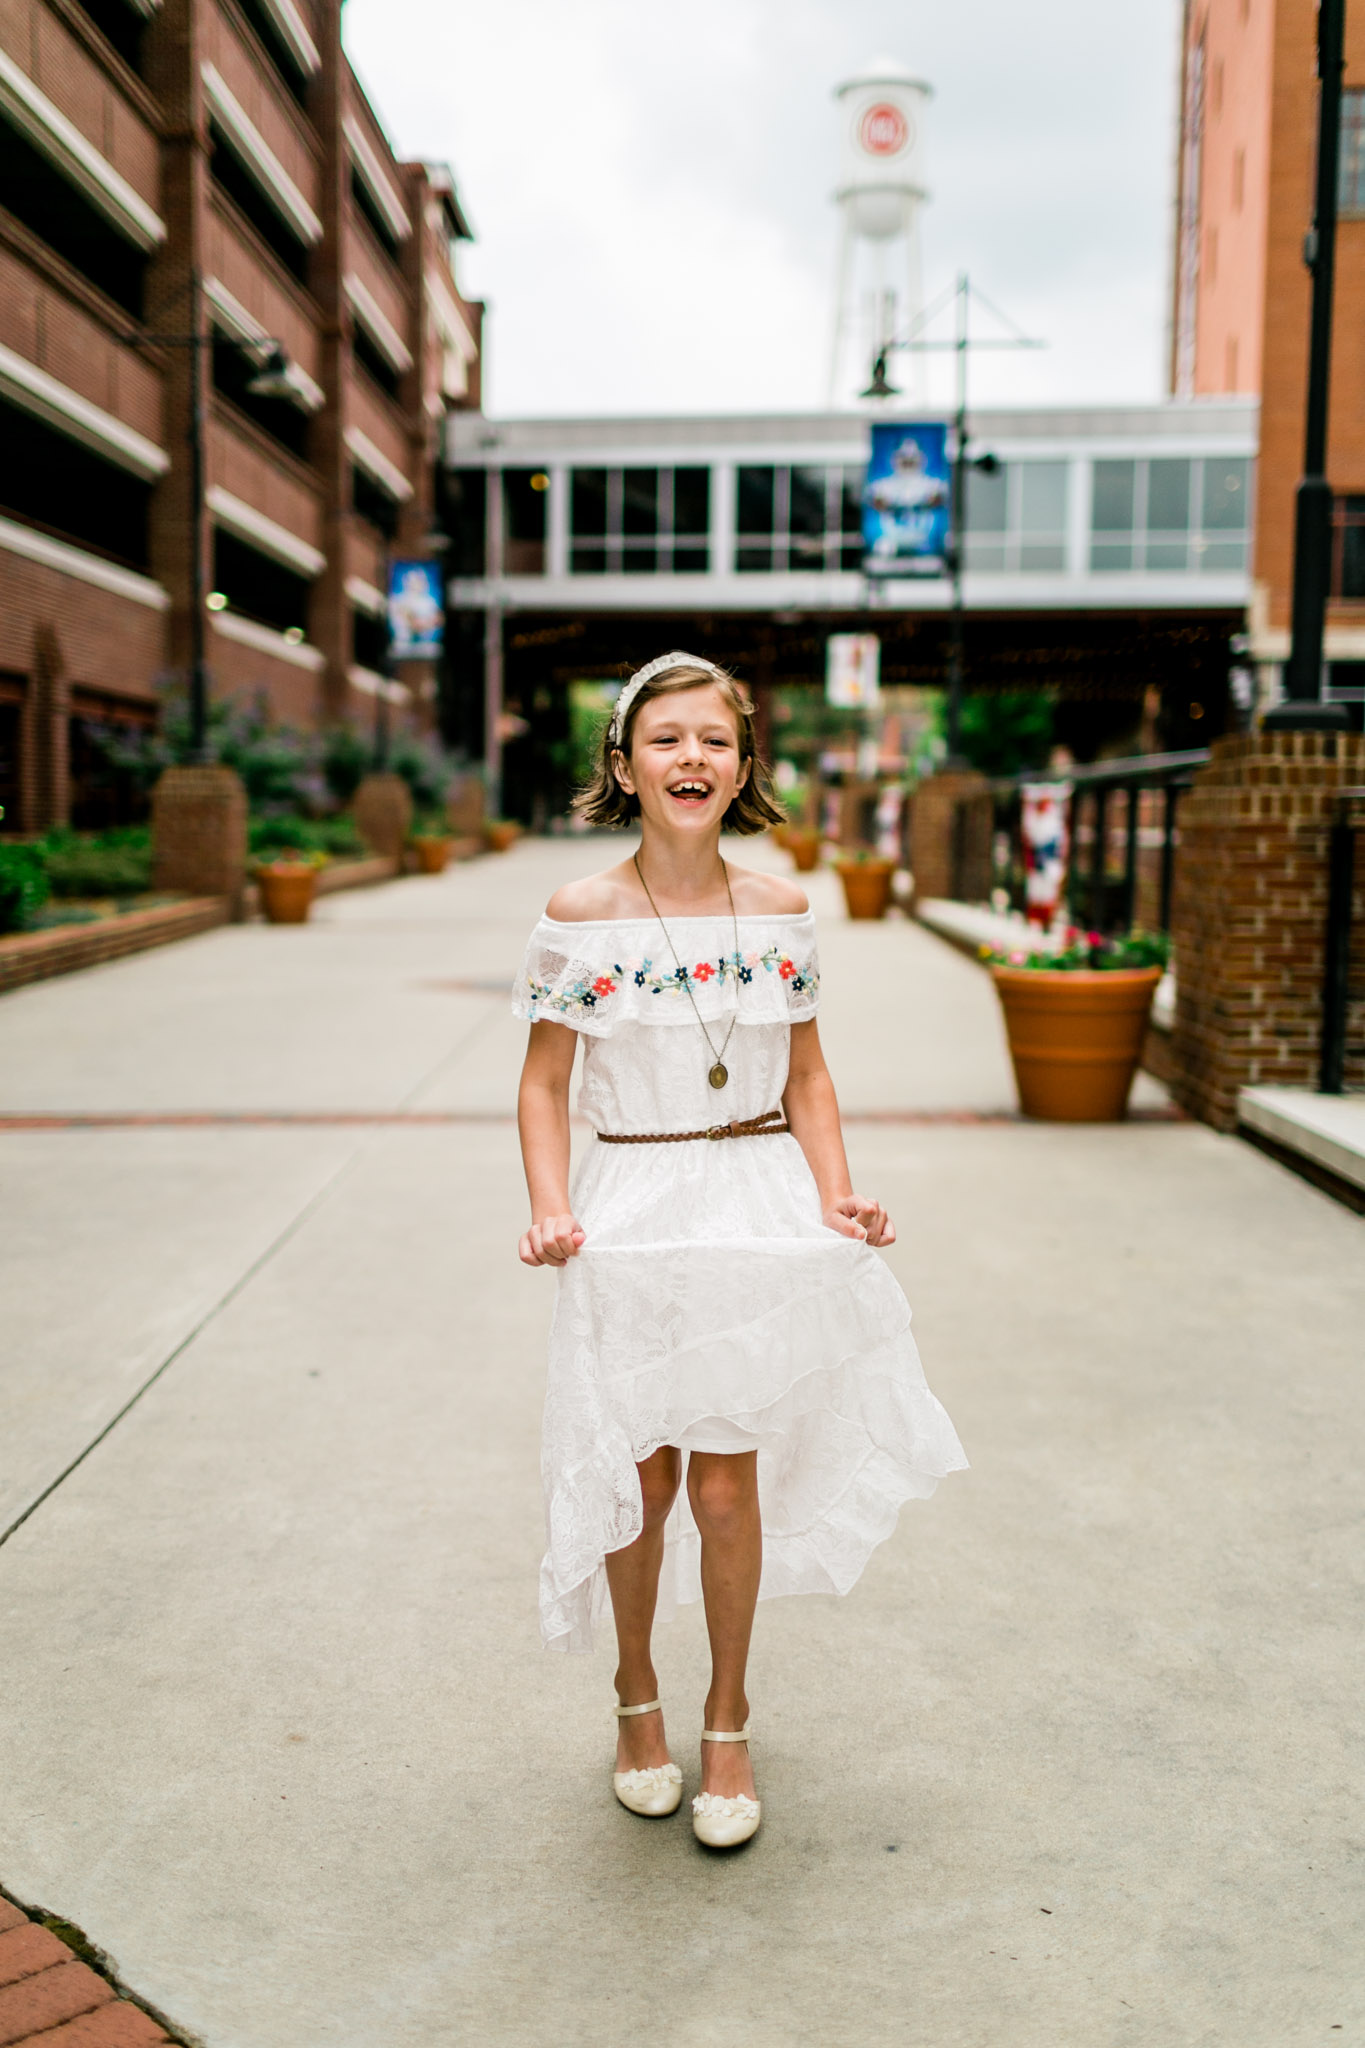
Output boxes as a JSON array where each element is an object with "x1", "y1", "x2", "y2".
[{"x1": 607, "y1": 651, "x2": 728, "y2": 747}]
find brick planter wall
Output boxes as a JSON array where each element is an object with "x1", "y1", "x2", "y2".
[
  {"x1": 1168, "y1": 730, "x2": 1365, "y2": 1129},
  {"x1": 0, "y1": 899, "x2": 229, "y2": 997}
]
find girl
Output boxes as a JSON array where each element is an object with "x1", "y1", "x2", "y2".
[{"x1": 514, "y1": 652, "x2": 966, "y2": 1850}]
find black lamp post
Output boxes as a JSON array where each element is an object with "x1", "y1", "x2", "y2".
[
  {"x1": 863, "y1": 273, "x2": 1039, "y2": 760},
  {"x1": 127, "y1": 271, "x2": 302, "y2": 761},
  {"x1": 1266, "y1": 0, "x2": 1351, "y2": 731}
]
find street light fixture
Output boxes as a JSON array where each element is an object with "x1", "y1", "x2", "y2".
[
  {"x1": 125, "y1": 275, "x2": 304, "y2": 760},
  {"x1": 864, "y1": 274, "x2": 1043, "y2": 761},
  {"x1": 1265, "y1": 0, "x2": 1350, "y2": 731}
]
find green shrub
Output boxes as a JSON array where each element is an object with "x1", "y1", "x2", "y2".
[
  {"x1": 42, "y1": 839, "x2": 153, "y2": 898},
  {"x1": 386, "y1": 730, "x2": 456, "y2": 812},
  {"x1": 0, "y1": 846, "x2": 50, "y2": 933},
  {"x1": 248, "y1": 813, "x2": 364, "y2": 862},
  {"x1": 321, "y1": 724, "x2": 371, "y2": 805}
]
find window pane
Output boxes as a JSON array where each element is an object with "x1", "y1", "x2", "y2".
[
  {"x1": 789, "y1": 465, "x2": 826, "y2": 536},
  {"x1": 1341, "y1": 521, "x2": 1365, "y2": 598},
  {"x1": 503, "y1": 469, "x2": 547, "y2": 546},
  {"x1": 1092, "y1": 461, "x2": 1135, "y2": 532},
  {"x1": 570, "y1": 544, "x2": 606, "y2": 574},
  {"x1": 965, "y1": 538, "x2": 1006, "y2": 572},
  {"x1": 790, "y1": 532, "x2": 828, "y2": 565},
  {"x1": 966, "y1": 463, "x2": 1007, "y2": 533},
  {"x1": 1019, "y1": 542, "x2": 1065, "y2": 572},
  {"x1": 1147, "y1": 459, "x2": 1191, "y2": 533},
  {"x1": 673, "y1": 545, "x2": 709, "y2": 574},
  {"x1": 736, "y1": 544, "x2": 773, "y2": 572},
  {"x1": 1019, "y1": 462, "x2": 1067, "y2": 533},
  {"x1": 1200, "y1": 538, "x2": 1246, "y2": 571},
  {"x1": 571, "y1": 469, "x2": 607, "y2": 537},
  {"x1": 1090, "y1": 539, "x2": 1133, "y2": 571},
  {"x1": 841, "y1": 466, "x2": 865, "y2": 535},
  {"x1": 738, "y1": 466, "x2": 775, "y2": 536},
  {"x1": 674, "y1": 467, "x2": 710, "y2": 536},
  {"x1": 840, "y1": 538, "x2": 865, "y2": 570},
  {"x1": 622, "y1": 468, "x2": 657, "y2": 537},
  {"x1": 1146, "y1": 540, "x2": 1189, "y2": 571},
  {"x1": 1201, "y1": 457, "x2": 1250, "y2": 530},
  {"x1": 1340, "y1": 90, "x2": 1365, "y2": 213},
  {"x1": 621, "y1": 542, "x2": 658, "y2": 574}
]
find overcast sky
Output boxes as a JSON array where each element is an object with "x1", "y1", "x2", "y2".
[{"x1": 343, "y1": 0, "x2": 1183, "y2": 420}]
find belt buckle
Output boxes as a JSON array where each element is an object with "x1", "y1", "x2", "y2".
[{"x1": 706, "y1": 1123, "x2": 729, "y2": 1141}]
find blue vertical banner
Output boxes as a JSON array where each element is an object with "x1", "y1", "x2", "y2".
[
  {"x1": 863, "y1": 423, "x2": 950, "y2": 577},
  {"x1": 387, "y1": 560, "x2": 445, "y2": 658}
]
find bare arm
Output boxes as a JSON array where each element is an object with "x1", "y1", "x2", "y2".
[
  {"x1": 517, "y1": 1020, "x2": 586, "y2": 1267},
  {"x1": 782, "y1": 1018, "x2": 894, "y2": 1247}
]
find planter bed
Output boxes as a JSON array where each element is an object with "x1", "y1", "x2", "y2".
[{"x1": 0, "y1": 896, "x2": 229, "y2": 996}]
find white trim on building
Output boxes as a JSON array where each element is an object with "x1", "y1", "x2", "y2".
[
  {"x1": 347, "y1": 663, "x2": 409, "y2": 703},
  {"x1": 343, "y1": 272, "x2": 413, "y2": 373},
  {"x1": 0, "y1": 342, "x2": 168, "y2": 478},
  {"x1": 344, "y1": 574, "x2": 386, "y2": 616},
  {"x1": 201, "y1": 63, "x2": 323, "y2": 246},
  {"x1": 0, "y1": 47, "x2": 166, "y2": 250},
  {"x1": 202, "y1": 275, "x2": 325, "y2": 412},
  {"x1": 343, "y1": 115, "x2": 410, "y2": 244},
  {"x1": 344, "y1": 425, "x2": 413, "y2": 502},
  {"x1": 252, "y1": 0, "x2": 320, "y2": 78},
  {"x1": 211, "y1": 610, "x2": 325, "y2": 669},
  {"x1": 0, "y1": 513, "x2": 169, "y2": 608},
  {"x1": 205, "y1": 485, "x2": 326, "y2": 577}
]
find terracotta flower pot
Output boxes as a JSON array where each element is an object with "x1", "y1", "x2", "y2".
[
  {"x1": 483, "y1": 821, "x2": 521, "y2": 852},
  {"x1": 991, "y1": 966, "x2": 1162, "y2": 1122},
  {"x1": 788, "y1": 829, "x2": 822, "y2": 873},
  {"x1": 836, "y1": 858, "x2": 894, "y2": 920},
  {"x1": 411, "y1": 835, "x2": 451, "y2": 874},
  {"x1": 256, "y1": 862, "x2": 317, "y2": 924}
]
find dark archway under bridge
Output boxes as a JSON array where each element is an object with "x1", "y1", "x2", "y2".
[{"x1": 444, "y1": 604, "x2": 1243, "y2": 824}]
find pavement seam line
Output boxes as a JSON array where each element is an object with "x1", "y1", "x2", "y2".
[{"x1": 0, "y1": 1149, "x2": 362, "y2": 1553}]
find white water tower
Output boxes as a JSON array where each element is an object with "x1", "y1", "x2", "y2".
[{"x1": 828, "y1": 56, "x2": 932, "y2": 406}]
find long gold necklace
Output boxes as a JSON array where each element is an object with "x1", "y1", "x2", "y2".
[{"x1": 633, "y1": 851, "x2": 740, "y2": 1090}]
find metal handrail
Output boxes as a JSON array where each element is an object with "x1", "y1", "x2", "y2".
[{"x1": 1320, "y1": 787, "x2": 1365, "y2": 1093}]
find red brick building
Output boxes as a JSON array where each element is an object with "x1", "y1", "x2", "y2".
[
  {"x1": 1173, "y1": 0, "x2": 1365, "y2": 724},
  {"x1": 0, "y1": 0, "x2": 481, "y2": 830}
]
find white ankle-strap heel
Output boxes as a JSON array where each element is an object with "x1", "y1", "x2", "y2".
[
  {"x1": 692, "y1": 1724, "x2": 760, "y2": 1847},
  {"x1": 612, "y1": 1699, "x2": 683, "y2": 1817}
]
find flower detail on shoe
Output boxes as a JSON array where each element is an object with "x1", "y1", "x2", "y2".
[
  {"x1": 691, "y1": 1791, "x2": 759, "y2": 1819},
  {"x1": 616, "y1": 1764, "x2": 683, "y2": 1792}
]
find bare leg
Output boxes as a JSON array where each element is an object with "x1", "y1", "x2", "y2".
[
  {"x1": 687, "y1": 1450, "x2": 761, "y2": 1800},
  {"x1": 604, "y1": 1445, "x2": 682, "y2": 1771}
]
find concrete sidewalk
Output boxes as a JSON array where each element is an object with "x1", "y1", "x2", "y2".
[{"x1": 0, "y1": 839, "x2": 1361, "y2": 2048}]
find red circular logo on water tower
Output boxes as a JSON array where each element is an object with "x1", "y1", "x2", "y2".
[{"x1": 859, "y1": 102, "x2": 909, "y2": 156}]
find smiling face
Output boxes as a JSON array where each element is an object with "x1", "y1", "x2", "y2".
[{"x1": 612, "y1": 683, "x2": 751, "y2": 836}]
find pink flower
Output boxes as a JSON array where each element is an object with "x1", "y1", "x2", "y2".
[{"x1": 1008, "y1": 950, "x2": 1028, "y2": 965}]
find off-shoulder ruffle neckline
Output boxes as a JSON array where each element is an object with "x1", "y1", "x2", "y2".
[{"x1": 537, "y1": 909, "x2": 814, "y2": 929}]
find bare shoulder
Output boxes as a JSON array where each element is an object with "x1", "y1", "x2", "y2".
[
  {"x1": 725, "y1": 863, "x2": 810, "y2": 916},
  {"x1": 544, "y1": 860, "x2": 640, "y2": 924}
]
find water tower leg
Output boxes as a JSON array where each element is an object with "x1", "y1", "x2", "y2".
[{"x1": 827, "y1": 211, "x2": 856, "y2": 406}]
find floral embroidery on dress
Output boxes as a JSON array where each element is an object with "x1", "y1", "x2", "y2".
[{"x1": 526, "y1": 944, "x2": 818, "y2": 1021}]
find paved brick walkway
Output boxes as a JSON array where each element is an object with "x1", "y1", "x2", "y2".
[{"x1": 0, "y1": 1898, "x2": 176, "y2": 2047}]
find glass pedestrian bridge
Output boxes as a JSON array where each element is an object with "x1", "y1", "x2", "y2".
[{"x1": 444, "y1": 400, "x2": 1257, "y2": 614}]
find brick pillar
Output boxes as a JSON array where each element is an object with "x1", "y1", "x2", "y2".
[
  {"x1": 909, "y1": 767, "x2": 991, "y2": 907},
  {"x1": 353, "y1": 771, "x2": 412, "y2": 856},
  {"x1": 1168, "y1": 730, "x2": 1365, "y2": 1130},
  {"x1": 29, "y1": 622, "x2": 71, "y2": 830},
  {"x1": 152, "y1": 765, "x2": 248, "y2": 913}
]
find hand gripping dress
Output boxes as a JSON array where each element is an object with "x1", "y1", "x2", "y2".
[{"x1": 514, "y1": 908, "x2": 967, "y2": 1654}]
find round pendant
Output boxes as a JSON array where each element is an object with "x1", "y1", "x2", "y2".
[{"x1": 708, "y1": 1061, "x2": 729, "y2": 1090}]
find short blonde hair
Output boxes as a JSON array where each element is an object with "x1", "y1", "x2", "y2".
[{"x1": 574, "y1": 660, "x2": 785, "y2": 834}]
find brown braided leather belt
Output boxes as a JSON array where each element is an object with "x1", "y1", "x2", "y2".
[{"x1": 596, "y1": 1109, "x2": 790, "y2": 1146}]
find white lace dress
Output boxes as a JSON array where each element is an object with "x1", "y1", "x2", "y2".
[{"x1": 514, "y1": 910, "x2": 967, "y2": 1653}]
